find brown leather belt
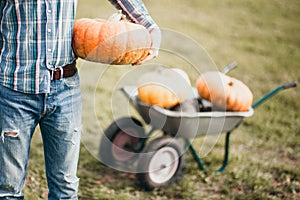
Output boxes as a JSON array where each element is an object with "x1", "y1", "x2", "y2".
[{"x1": 50, "y1": 61, "x2": 77, "y2": 81}]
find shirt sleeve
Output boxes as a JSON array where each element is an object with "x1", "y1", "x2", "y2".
[{"x1": 107, "y1": 0, "x2": 158, "y2": 30}]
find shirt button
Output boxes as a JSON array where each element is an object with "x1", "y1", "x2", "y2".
[
  {"x1": 47, "y1": 9, "x2": 52, "y2": 13},
  {"x1": 47, "y1": 48, "x2": 52, "y2": 52},
  {"x1": 47, "y1": 29, "x2": 52, "y2": 33}
]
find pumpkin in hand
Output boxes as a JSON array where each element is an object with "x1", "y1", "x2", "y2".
[
  {"x1": 72, "y1": 16, "x2": 151, "y2": 65},
  {"x1": 138, "y1": 68, "x2": 193, "y2": 108},
  {"x1": 196, "y1": 71, "x2": 253, "y2": 111}
]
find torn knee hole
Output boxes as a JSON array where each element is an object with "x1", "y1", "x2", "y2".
[
  {"x1": 5, "y1": 131, "x2": 19, "y2": 137},
  {"x1": 2, "y1": 130, "x2": 19, "y2": 137},
  {"x1": 1, "y1": 130, "x2": 19, "y2": 143}
]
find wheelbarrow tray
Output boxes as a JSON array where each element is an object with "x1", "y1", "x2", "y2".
[{"x1": 121, "y1": 86, "x2": 254, "y2": 138}]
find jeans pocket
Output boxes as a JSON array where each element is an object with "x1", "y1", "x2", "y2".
[
  {"x1": 63, "y1": 71, "x2": 80, "y2": 88},
  {"x1": 0, "y1": 84, "x2": 27, "y2": 98}
]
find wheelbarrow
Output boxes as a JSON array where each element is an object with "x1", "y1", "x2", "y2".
[{"x1": 99, "y1": 69, "x2": 297, "y2": 190}]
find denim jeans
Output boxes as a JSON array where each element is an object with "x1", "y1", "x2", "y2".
[{"x1": 0, "y1": 72, "x2": 82, "y2": 199}]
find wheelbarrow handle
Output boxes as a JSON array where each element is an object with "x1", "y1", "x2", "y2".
[
  {"x1": 252, "y1": 81, "x2": 297, "y2": 109},
  {"x1": 282, "y1": 81, "x2": 297, "y2": 89},
  {"x1": 220, "y1": 61, "x2": 238, "y2": 74}
]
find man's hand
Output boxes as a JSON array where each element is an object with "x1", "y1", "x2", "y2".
[{"x1": 135, "y1": 26, "x2": 161, "y2": 65}]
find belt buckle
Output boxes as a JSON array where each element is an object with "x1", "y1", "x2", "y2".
[{"x1": 50, "y1": 66, "x2": 64, "y2": 80}]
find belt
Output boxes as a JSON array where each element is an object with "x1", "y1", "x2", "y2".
[{"x1": 50, "y1": 61, "x2": 77, "y2": 81}]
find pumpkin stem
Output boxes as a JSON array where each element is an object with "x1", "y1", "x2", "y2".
[
  {"x1": 228, "y1": 81, "x2": 233, "y2": 86},
  {"x1": 108, "y1": 10, "x2": 127, "y2": 22}
]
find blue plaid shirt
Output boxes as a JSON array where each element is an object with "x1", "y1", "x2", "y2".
[{"x1": 0, "y1": 0, "x2": 156, "y2": 94}]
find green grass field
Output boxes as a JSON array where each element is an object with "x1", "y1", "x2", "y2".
[{"x1": 24, "y1": 0, "x2": 299, "y2": 199}]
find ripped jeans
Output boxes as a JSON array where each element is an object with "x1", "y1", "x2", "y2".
[{"x1": 0, "y1": 72, "x2": 82, "y2": 199}]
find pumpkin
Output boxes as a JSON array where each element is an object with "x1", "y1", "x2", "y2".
[
  {"x1": 72, "y1": 17, "x2": 151, "y2": 65},
  {"x1": 196, "y1": 71, "x2": 253, "y2": 111},
  {"x1": 138, "y1": 68, "x2": 193, "y2": 108}
]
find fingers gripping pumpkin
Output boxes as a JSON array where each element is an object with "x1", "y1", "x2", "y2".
[
  {"x1": 196, "y1": 71, "x2": 253, "y2": 111},
  {"x1": 138, "y1": 68, "x2": 193, "y2": 108},
  {"x1": 72, "y1": 16, "x2": 151, "y2": 65}
]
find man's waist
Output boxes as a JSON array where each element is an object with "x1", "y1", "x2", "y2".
[{"x1": 49, "y1": 61, "x2": 77, "y2": 81}]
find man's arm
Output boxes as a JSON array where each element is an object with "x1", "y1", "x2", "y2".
[{"x1": 108, "y1": 0, "x2": 157, "y2": 30}]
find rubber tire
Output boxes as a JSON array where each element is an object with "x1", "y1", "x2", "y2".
[
  {"x1": 99, "y1": 117, "x2": 145, "y2": 168},
  {"x1": 137, "y1": 136, "x2": 185, "y2": 190}
]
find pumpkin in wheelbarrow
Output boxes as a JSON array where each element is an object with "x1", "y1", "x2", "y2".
[
  {"x1": 138, "y1": 68, "x2": 193, "y2": 108},
  {"x1": 196, "y1": 71, "x2": 253, "y2": 111},
  {"x1": 72, "y1": 16, "x2": 151, "y2": 65}
]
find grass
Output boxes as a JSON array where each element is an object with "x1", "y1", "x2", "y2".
[{"x1": 23, "y1": 0, "x2": 299, "y2": 199}]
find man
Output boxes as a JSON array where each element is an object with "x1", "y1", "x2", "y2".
[{"x1": 0, "y1": 0, "x2": 160, "y2": 199}]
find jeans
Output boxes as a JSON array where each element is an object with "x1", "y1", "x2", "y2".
[{"x1": 0, "y1": 72, "x2": 82, "y2": 199}]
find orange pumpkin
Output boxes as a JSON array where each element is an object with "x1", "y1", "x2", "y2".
[
  {"x1": 138, "y1": 68, "x2": 193, "y2": 108},
  {"x1": 196, "y1": 71, "x2": 253, "y2": 111},
  {"x1": 72, "y1": 18, "x2": 151, "y2": 65}
]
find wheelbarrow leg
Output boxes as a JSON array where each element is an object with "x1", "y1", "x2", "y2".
[
  {"x1": 216, "y1": 131, "x2": 232, "y2": 173},
  {"x1": 185, "y1": 139, "x2": 205, "y2": 170},
  {"x1": 185, "y1": 130, "x2": 233, "y2": 173}
]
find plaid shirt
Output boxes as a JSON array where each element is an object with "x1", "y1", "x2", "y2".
[{"x1": 0, "y1": 0, "x2": 156, "y2": 94}]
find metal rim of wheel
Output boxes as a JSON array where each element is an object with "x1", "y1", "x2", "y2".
[
  {"x1": 99, "y1": 117, "x2": 145, "y2": 167},
  {"x1": 147, "y1": 146, "x2": 180, "y2": 184},
  {"x1": 137, "y1": 136, "x2": 184, "y2": 190},
  {"x1": 111, "y1": 127, "x2": 140, "y2": 162}
]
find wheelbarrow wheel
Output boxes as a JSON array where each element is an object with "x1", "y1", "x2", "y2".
[
  {"x1": 99, "y1": 117, "x2": 145, "y2": 168},
  {"x1": 137, "y1": 136, "x2": 184, "y2": 190}
]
